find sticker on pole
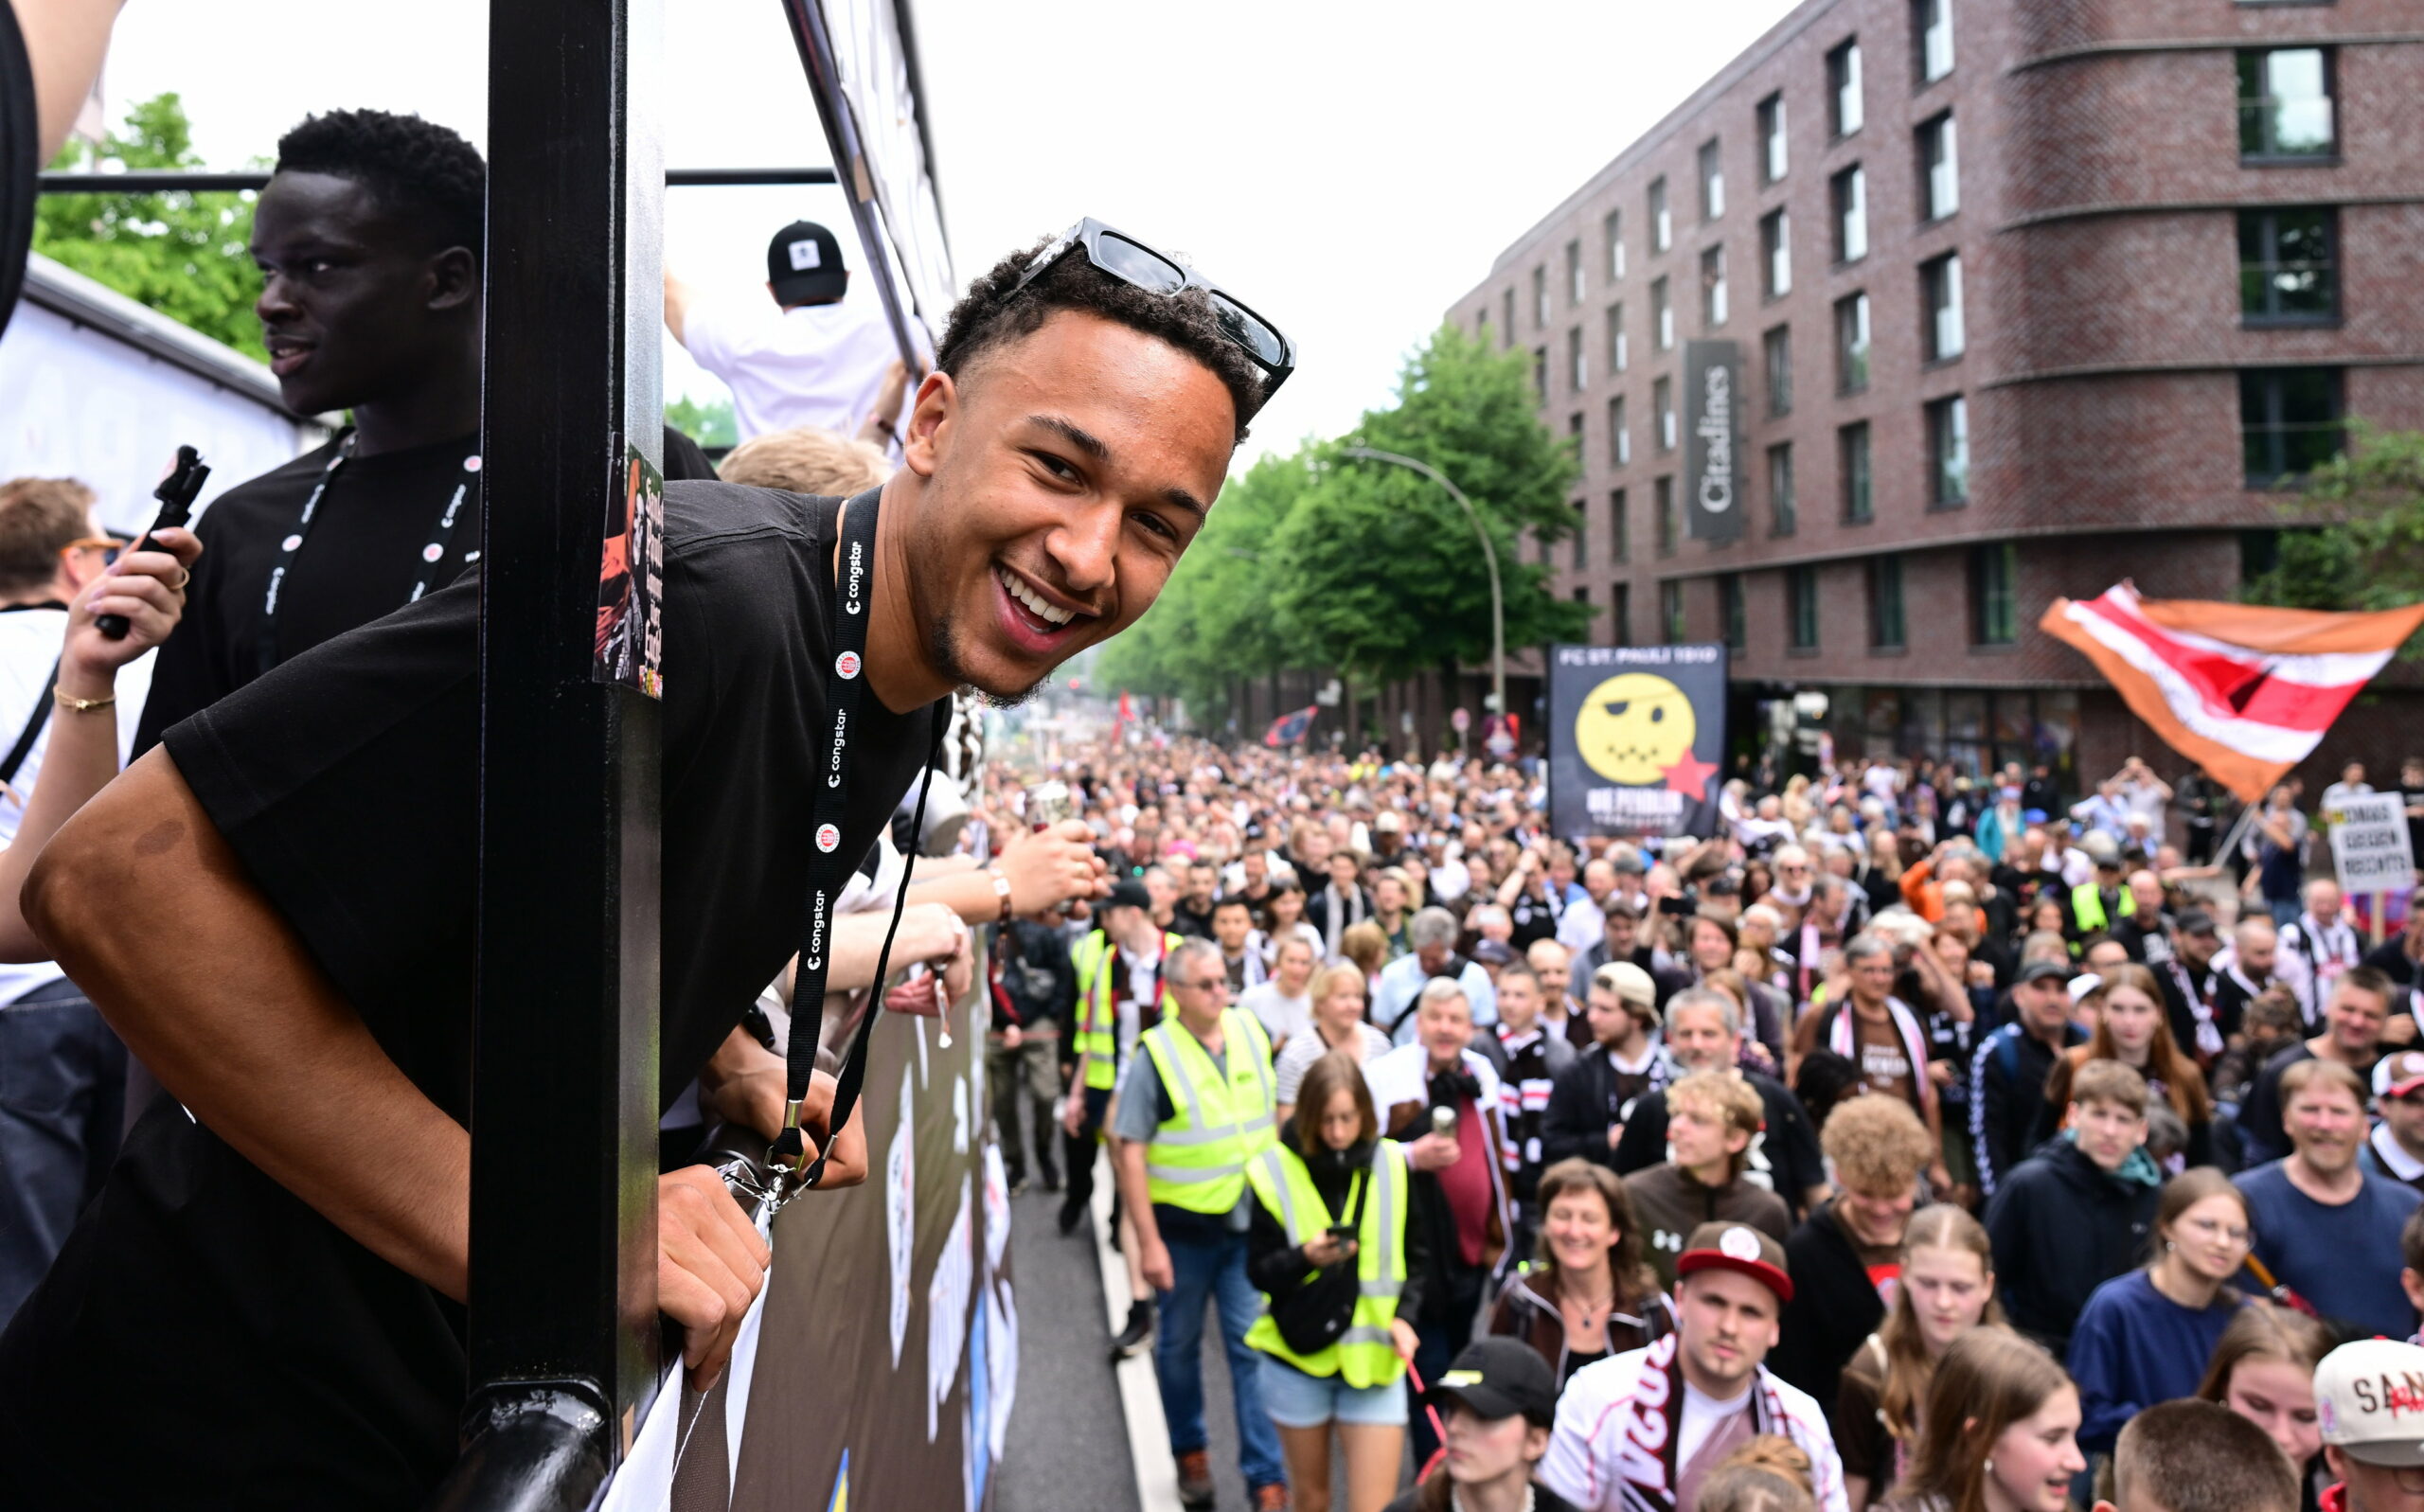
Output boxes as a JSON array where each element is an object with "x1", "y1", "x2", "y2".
[
  {"x1": 816, "y1": 823, "x2": 842, "y2": 853},
  {"x1": 594, "y1": 445, "x2": 665, "y2": 699}
]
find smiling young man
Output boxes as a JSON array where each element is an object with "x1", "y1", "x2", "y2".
[
  {"x1": 0, "y1": 222, "x2": 1284, "y2": 1503},
  {"x1": 1542, "y1": 1221, "x2": 1848, "y2": 1512}
]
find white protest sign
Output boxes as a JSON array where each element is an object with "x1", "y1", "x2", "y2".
[{"x1": 2327, "y1": 792, "x2": 2415, "y2": 896}]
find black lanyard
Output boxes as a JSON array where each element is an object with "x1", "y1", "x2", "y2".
[
  {"x1": 772, "y1": 487, "x2": 945, "y2": 1190},
  {"x1": 257, "y1": 432, "x2": 481, "y2": 677}
]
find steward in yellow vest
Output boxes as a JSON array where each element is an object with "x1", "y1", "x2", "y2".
[
  {"x1": 1069, "y1": 923, "x2": 1184, "y2": 1093},
  {"x1": 1243, "y1": 1135, "x2": 1416, "y2": 1388}
]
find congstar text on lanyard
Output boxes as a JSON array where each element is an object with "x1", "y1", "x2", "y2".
[
  {"x1": 256, "y1": 432, "x2": 481, "y2": 677},
  {"x1": 770, "y1": 485, "x2": 946, "y2": 1198}
]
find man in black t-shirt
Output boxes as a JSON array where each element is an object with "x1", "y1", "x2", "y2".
[
  {"x1": 0, "y1": 227, "x2": 1284, "y2": 1503},
  {"x1": 134, "y1": 109, "x2": 716, "y2": 755}
]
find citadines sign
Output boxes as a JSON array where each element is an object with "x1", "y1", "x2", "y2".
[{"x1": 1684, "y1": 339, "x2": 1743, "y2": 544}]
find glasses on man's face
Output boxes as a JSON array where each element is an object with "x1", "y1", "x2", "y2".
[
  {"x1": 1005, "y1": 218, "x2": 1295, "y2": 398},
  {"x1": 64, "y1": 536, "x2": 126, "y2": 565},
  {"x1": 1177, "y1": 975, "x2": 1227, "y2": 995}
]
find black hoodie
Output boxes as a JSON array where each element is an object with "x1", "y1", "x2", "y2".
[
  {"x1": 1768, "y1": 1201, "x2": 1891, "y2": 1416},
  {"x1": 1983, "y1": 1138, "x2": 2159, "y2": 1354}
]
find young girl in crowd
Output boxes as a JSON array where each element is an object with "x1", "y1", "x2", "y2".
[
  {"x1": 1274, "y1": 964, "x2": 1393, "y2": 1125},
  {"x1": 1484, "y1": 1158, "x2": 1672, "y2": 1386},
  {"x1": 2065, "y1": 1168, "x2": 2251, "y2": 1457},
  {"x1": 1886, "y1": 1328, "x2": 2087, "y2": 1512},
  {"x1": 2039, "y1": 964, "x2": 2215, "y2": 1169},
  {"x1": 2196, "y1": 1301, "x2": 2335, "y2": 1512},
  {"x1": 1838, "y1": 1206, "x2": 2005, "y2": 1509},
  {"x1": 1700, "y1": 1436, "x2": 1820, "y2": 1512}
]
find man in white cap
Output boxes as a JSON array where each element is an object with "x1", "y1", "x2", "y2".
[
  {"x1": 2315, "y1": 1338, "x2": 2424, "y2": 1512},
  {"x1": 1542, "y1": 1221, "x2": 1846, "y2": 1512},
  {"x1": 2366, "y1": 1051, "x2": 2424, "y2": 1199},
  {"x1": 1542, "y1": 962, "x2": 1673, "y2": 1168}
]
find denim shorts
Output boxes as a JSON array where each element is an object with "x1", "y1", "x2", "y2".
[{"x1": 1255, "y1": 1355, "x2": 1408, "y2": 1429}]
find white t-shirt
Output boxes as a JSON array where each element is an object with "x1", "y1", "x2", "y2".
[
  {"x1": 679, "y1": 292, "x2": 900, "y2": 442},
  {"x1": 1238, "y1": 980, "x2": 1311, "y2": 1047},
  {"x1": 0, "y1": 607, "x2": 151, "y2": 1005}
]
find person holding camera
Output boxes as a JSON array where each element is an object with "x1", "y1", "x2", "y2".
[{"x1": 1246, "y1": 1051, "x2": 1435, "y2": 1512}]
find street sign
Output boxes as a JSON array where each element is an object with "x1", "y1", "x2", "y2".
[
  {"x1": 1451, "y1": 707, "x2": 1470, "y2": 734},
  {"x1": 2328, "y1": 792, "x2": 2416, "y2": 896}
]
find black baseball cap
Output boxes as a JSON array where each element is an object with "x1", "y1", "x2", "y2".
[
  {"x1": 2018, "y1": 959, "x2": 2071, "y2": 987},
  {"x1": 767, "y1": 220, "x2": 847, "y2": 304},
  {"x1": 1104, "y1": 879, "x2": 1151, "y2": 914},
  {"x1": 2175, "y1": 909, "x2": 2219, "y2": 939},
  {"x1": 1423, "y1": 1337, "x2": 1558, "y2": 1427}
]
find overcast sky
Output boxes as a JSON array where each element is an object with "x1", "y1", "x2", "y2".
[{"x1": 102, "y1": 0, "x2": 1802, "y2": 468}]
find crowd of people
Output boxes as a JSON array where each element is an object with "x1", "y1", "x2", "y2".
[{"x1": 981, "y1": 735, "x2": 2424, "y2": 1512}]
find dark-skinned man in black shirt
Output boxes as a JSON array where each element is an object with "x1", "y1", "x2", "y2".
[{"x1": 0, "y1": 220, "x2": 1290, "y2": 1505}]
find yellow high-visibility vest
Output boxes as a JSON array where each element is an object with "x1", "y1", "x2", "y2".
[
  {"x1": 1071, "y1": 930, "x2": 1182, "y2": 1092},
  {"x1": 1244, "y1": 1139, "x2": 1411, "y2": 1388},
  {"x1": 1138, "y1": 1007, "x2": 1276, "y2": 1214}
]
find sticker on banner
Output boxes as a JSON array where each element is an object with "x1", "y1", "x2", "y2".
[{"x1": 817, "y1": 823, "x2": 841, "y2": 852}]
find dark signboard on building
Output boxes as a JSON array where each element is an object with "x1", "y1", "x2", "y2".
[
  {"x1": 1548, "y1": 641, "x2": 1728, "y2": 839},
  {"x1": 1684, "y1": 339, "x2": 1743, "y2": 544}
]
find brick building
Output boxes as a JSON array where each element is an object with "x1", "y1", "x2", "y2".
[{"x1": 1442, "y1": 0, "x2": 2424, "y2": 793}]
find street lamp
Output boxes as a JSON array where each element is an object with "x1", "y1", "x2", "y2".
[{"x1": 1339, "y1": 446, "x2": 1506, "y2": 729}]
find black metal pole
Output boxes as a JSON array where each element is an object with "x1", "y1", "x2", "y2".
[{"x1": 430, "y1": 0, "x2": 666, "y2": 1503}]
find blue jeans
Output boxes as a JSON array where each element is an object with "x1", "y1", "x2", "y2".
[
  {"x1": 1155, "y1": 1224, "x2": 1286, "y2": 1490},
  {"x1": 0, "y1": 979, "x2": 124, "y2": 1328}
]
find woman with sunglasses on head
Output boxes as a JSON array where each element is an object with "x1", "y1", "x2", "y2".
[
  {"x1": 2197, "y1": 1300, "x2": 2335, "y2": 1512},
  {"x1": 1882, "y1": 1327, "x2": 2086, "y2": 1512},
  {"x1": 2038, "y1": 964, "x2": 2215, "y2": 1170},
  {"x1": 2065, "y1": 1167, "x2": 2251, "y2": 1461},
  {"x1": 1245, "y1": 1051, "x2": 1434, "y2": 1512},
  {"x1": 1838, "y1": 1206, "x2": 2004, "y2": 1510}
]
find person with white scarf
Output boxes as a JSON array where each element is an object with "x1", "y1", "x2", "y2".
[
  {"x1": 2277, "y1": 878, "x2": 2364, "y2": 1028},
  {"x1": 1305, "y1": 848, "x2": 1372, "y2": 964}
]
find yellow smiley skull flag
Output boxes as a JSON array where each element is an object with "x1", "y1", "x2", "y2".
[{"x1": 1548, "y1": 643, "x2": 1729, "y2": 839}]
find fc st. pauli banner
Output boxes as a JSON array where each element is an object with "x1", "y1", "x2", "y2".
[{"x1": 1548, "y1": 642, "x2": 1727, "y2": 839}]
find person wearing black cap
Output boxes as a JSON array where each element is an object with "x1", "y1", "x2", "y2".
[
  {"x1": 1967, "y1": 959, "x2": 2090, "y2": 1197},
  {"x1": 663, "y1": 218, "x2": 906, "y2": 444},
  {"x1": 2156, "y1": 908, "x2": 2227, "y2": 1067},
  {"x1": 1383, "y1": 1336, "x2": 1577, "y2": 1512},
  {"x1": 1542, "y1": 1222, "x2": 1847, "y2": 1512}
]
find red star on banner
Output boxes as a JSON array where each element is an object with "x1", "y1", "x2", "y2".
[{"x1": 1660, "y1": 748, "x2": 1720, "y2": 799}]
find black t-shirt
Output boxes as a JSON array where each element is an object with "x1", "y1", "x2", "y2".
[
  {"x1": 134, "y1": 425, "x2": 720, "y2": 756},
  {"x1": 0, "y1": 481, "x2": 936, "y2": 1505}
]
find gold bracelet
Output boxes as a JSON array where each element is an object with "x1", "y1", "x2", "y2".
[{"x1": 54, "y1": 686, "x2": 116, "y2": 713}]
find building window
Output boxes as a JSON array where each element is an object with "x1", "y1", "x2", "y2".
[
  {"x1": 1918, "y1": 113, "x2": 1959, "y2": 220},
  {"x1": 1788, "y1": 565, "x2": 1820, "y2": 650},
  {"x1": 1915, "y1": 0, "x2": 1954, "y2": 82},
  {"x1": 1921, "y1": 253, "x2": 1965, "y2": 360},
  {"x1": 1835, "y1": 292, "x2": 1872, "y2": 393},
  {"x1": 1533, "y1": 347, "x2": 1548, "y2": 402},
  {"x1": 1652, "y1": 276, "x2": 1674, "y2": 350},
  {"x1": 1930, "y1": 395, "x2": 1970, "y2": 506},
  {"x1": 1501, "y1": 289, "x2": 1515, "y2": 347},
  {"x1": 1763, "y1": 325, "x2": 1793, "y2": 418},
  {"x1": 1570, "y1": 411, "x2": 1585, "y2": 461},
  {"x1": 1701, "y1": 245, "x2": 1728, "y2": 328},
  {"x1": 2239, "y1": 207, "x2": 2338, "y2": 324},
  {"x1": 1605, "y1": 210, "x2": 1626, "y2": 281},
  {"x1": 1610, "y1": 396, "x2": 1631, "y2": 466},
  {"x1": 1656, "y1": 475, "x2": 1677, "y2": 554},
  {"x1": 2240, "y1": 367, "x2": 2344, "y2": 485},
  {"x1": 1768, "y1": 442, "x2": 1796, "y2": 535},
  {"x1": 1474, "y1": 307, "x2": 1489, "y2": 342},
  {"x1": 1661, "y1": 580, "x2": 1685, "y2": 645},
  {"x1": 1612, "y1": 488, "x2": 1631, "y2": 562},
  {"x1": 1655, "y1": 376, "x2": 1677, "y2": 451},
  {"x1": 1828, "y1": 39, "x2": 1864, "y2": 137},
  {"x1": 1613, "y1": 581, "x2": 1632, "y2": 647},
  {"x1": 2239, "y1": 48, "x2": 2335, "y2": 159},
  {"x1": 1573, "y1": 498, "x2": 1589, "y2": 569},
  {"x1": 1566, "y1": 240, "x2": 1584, "y2": 305},
  {"x1": 1649, "y1": 177, "x2": 1672, "y2": 254},
  {"x1": 1831, "y1": 166, "x2": 1868, "y2": 262},
  {"x1": 1841, "y1": 421, "x2": 1874, "y2": 522},
  {"x1": 1574, "y1": 587, "x2": 1593, "y2": 629},
  {"x1": 1569, "y1": 327, "x2": 1587, "y2": 391},
  {"x1": 1759, "y1": 209, "x2": 1791, "y2": 299},
  {"x1": 1608, "y1": 301, "x2": 1629, "y2": 374},
  {"x1": 1757, "y1": 93, "x2": 1788, "y2": 183},
  {"x1": 1699, "y1": 138, "x2": 1725, "y2": 221},
  {"x1": 1970, "y1": 542, "x2": 2017, "y2": 646},
  {"x1": 1868, "y1": 555, "x2": 1907, "y2": 649},
  {"x1": 1532, "y1": 266, "x2": 1549, "y2": 328},
  {"x1": 1720, "y1": 574, "x2": 1746, "y2": 650}
]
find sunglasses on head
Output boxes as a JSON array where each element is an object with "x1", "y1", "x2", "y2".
[{"x1": 1006, "y1": 218, "x2": 1295, "y2": 399}]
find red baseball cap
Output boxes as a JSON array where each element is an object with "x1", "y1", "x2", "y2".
[{"x1": 1676, "y1": 1221, "x2": 1793, "y2": 1305}]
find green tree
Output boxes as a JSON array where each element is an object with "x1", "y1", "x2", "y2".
[
  {"x1": 1270, "y1": 325, "x2": 1592, "y2": 690},
  {"x1": 666, "y1": 395, "x2": 737, "y2": 450},
  {"x1": 35, "y1": 94, "x2": 266, "y2": 362},
  {"x1": 2243, "y1": 421, "x2": 2424, "y2": 655}
]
